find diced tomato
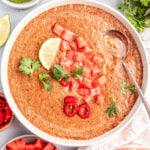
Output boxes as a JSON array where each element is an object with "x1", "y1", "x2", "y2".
[
  {"x1": 60, "y1": 40, "x2": 71, "y2": 51},
  {"x1": 73, "y1": 52, "x2": 85, "y2": 62},
  {"x1": 69, "y1": 79, "x2": 79, "y2": 92},
  {"x1": 66, "y1": 50, "x2": 74, "y2": 60},
  {"x1": 0, "y1": 112, "x2": 3, "y2": 125},
  {"x1": 51, "y1": 23, "x2": 64, "y2": 36},
  {"x1": 91, "y1": 68, "x2": 101, "y2": 77},
  {"x1": 70, "y1": 62, "x2": 81, "y2": 73},
  {"x1": 83, "y1": 95, "x2": 95, "y2": 104},
  {"x1": 26, "y1": 144, "x2": 34, "y2": 150},
  {"x1": 42, "y1": 143, "x2": 55, "y2": 150},
  {"x1": 92, "y1": 75, "x2": 107, "y2": 87},
  {"x1": 90, "y1": 87, "x2": 101, "y2": 96},
  {"x1": 15, "y1": 139, "x2": 26, "y2": 150},
  {"x1": 60, "y1": 77, "x2": 70, "y2": 87},
  {"x1": 82, "y1": 78, "x2": 92, "y2": 88},
  {"x1": 4, "y1": 103, "x2": 12, "y2": 122},
  {"x1": 84, "y1": 46, "x2": 92, "y2": 53},
  {"x1": 77, "y1": 88, "x2": 89, "y2": 96},
  {"x1": 69, "y1": 41, "x2": 77, "y2": 50},
  {"x1": 92, "y1": 55, "x2": 104, "y2": 65},
  {"x1": 76, "y1": 37, "x2": 87, "y2": 48},
  {"x1": 60, "y1": 57, "x2": 73, "y2": 68},
  {"x1": 34, "y1": 139, "x2": 45, "y2": 150},
  {"x1": 7, "y1": 141, "x2": 18, "y2": 150},
  {"x1": 61, "y1": 30, "x2": 75, "y2": 42},
  {"x1": 96, "y1": 94, "x2": 105, "y2": 105},
  {"x1": 83, "y1": 67, "x2": 91, "y2": 79},
  {"x1": 83, "y1": 59, "x2": 93, "y2": 68}
]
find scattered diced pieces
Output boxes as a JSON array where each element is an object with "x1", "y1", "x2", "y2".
[
  {"x1": 69, "y1": 79, "x2": 79, "y2": 92},
  {"x1": 83, "y1": 95, "x2": 95, "y2": 104},
  {"x1": 60, "y1": 40, "x2": 71, "y2": 51},
  {"x1": 73, "y1": 52, "x2": 85, "y2": 62},
  {"x1": 92, "y1": 75, "x2": 107, "y2": 87},
  {"x1": 76, "y1": 37, "x2": 87, "y2": 48},
  {"x1": 83, "y1": 67, "x2": 91, "y2": 79},
  {"x1": 26, "y1": 144, "x2": 34, "y2": 150},
  {"x1": 42, "y1": 143, "x2": 55, "y2": 150},
  {"x1": 82, "y1": 78, "x2": 92, "y2": 88},
  {"x1": 84, "y1": 46, "x2": 92, "y2": 53},
  {"x1": 7, "y1": 141, "x2": 18, "y2": 150},
  {"x1": 34, "y1": 139, "x2": 45, "y2": 150},
  {"x1": 96, "y1": 94, "x2": 105, "y2": 105},
  {"x1": 66, "y1": 50, "x2": 75, "y2": 60},
  {"x1": 90, "y1": 87, "x2": 101, "y2": 96},
  {"x1": 15, "y1": 139, "x2": 25, "y2": 150},
  {"x1": 91, "y1": 67, "x2": 101, "y2": 77},
  {"x1": 77, "y1": 88, "x2": 89, "y2": 96},
  {"x1": 60, "y1": 57, "x2": 73, "y2": 68},
  {"x1": 92, "y1": 55, "x2": 104, "y2": 65},
  {"x1": 83, "y1": 59, "x2": 93, "y2": 68},
  {"x1": 4, "y1": 103, "x2": 12, "y2": 122},
  {"x1": 61, "y1": 29, "x2": 75, "y2": 42},
  {"x1": 52, "y1": 23, "x2": 64, "y2": 36},
  {"x1": 70, "y1": 41, "x2": 77, "y2": 50},
  {"x1": 70, "y1": 62, "x2": 81, "y2": 73}
]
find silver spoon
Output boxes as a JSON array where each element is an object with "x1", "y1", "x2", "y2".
[{"x1": 106, "y1": 30, "x2": 150, "y2": 117}]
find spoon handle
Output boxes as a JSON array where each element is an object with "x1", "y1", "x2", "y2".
[{"x1": 123, "y1": 61, "x2": 150, "y2": 117}]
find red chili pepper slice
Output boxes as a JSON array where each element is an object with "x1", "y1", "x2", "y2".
[
  {"x1": 0, "y1": 99, "x2": 6, "y2": 112},
  {"x1": 4, "y1": 103, "x2": 12, "y2": 122},
  {"x1": 0, "y1": 112, "x2": 4, "y2": 125},
  {"x1": 78, "y1": 103, "x2": 90, "y2": 119},
  {"x1": 64, "y1": 96, "x2": 77, "y2": 104},
  {"x1": 60, "y1": 77, "x2": 70, "y2": 87},
  {"x1": 64, "y1": 102, "x2": 78, "y2": 117}
]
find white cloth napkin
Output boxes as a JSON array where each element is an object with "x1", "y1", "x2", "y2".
[{"x1": 78, "y1": 29, "x2": 150, "y2": 150}]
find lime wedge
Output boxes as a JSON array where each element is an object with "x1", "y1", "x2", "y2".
[
  {"x1": 39, "y1": 38, "x2": 61, "y2": 70},
  {"x1": 9, "y1": 0, "x2": 31, "y2": 3},
  {"x1": 0, "y1": 15, "x2": 11, "y2": 47}
]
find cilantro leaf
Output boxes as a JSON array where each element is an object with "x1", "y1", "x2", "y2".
[
  {"x1": 106, "y1": 98, "x2": 118, "y2": 118},
  {"x1": 121, "y1": 81, "x2": 127, "y2": 94},
  {"x1": 52, "y1": 65, "x2": 70, "y2": 81},
  {"x1": 19, "y1": 57, "x2": 41, "y2": 77},
  {"x1": 127, "y1": 84, "x2": 137, "y2": 93},
  {"x1": 72, "y1": 67, "x2": 84, "y2": 79},
  {"x1": 39, "y1": 72, "x2": 52, "y2": 91}
]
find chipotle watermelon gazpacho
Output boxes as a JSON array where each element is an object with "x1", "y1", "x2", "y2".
[{"x1": 8, "y1": 4, "x2": 142, "y2": 140}]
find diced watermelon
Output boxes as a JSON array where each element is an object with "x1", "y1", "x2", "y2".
[
  {"x1": 76, "y1": 37, "x2": 87, "y2": 48},
  {"x1": 69, "y1": 41, "x2": 77, "y2": 50},
  {"x1": 66, "y1": 50, "x2": 75, "y2": 60},
  {"x1": 92, "y1": 75, "x2": 107, "y2": 87},
  {"x1": 51, "y1": 23, "x2": 64, "y2": 36},
  {"x1": 69, "y1": 79, "x2": 79, "y2": 92},
  {"x1": 82, "y1": 78, "x2": 92, "y2": 88},
  {"x1": 54, "y1": 148, "x2": 59, "y2": 150},
  {"x1": 15, "y1": 139, "x2": 25, "y2": 150},
  {"x1": 83, "y1": 67, "x2": 91, "y2": 79},
  {"x1": 26, "y1": 144, "x2": 34, "y2": 150},
  {"x1": 70, "y1": 62, "x2": 81, "y2": 73},
  {"x1": 73, "y1": 52, "x2": 85, "y2": 62},
  {"x1": 91, "y1": 68, "x2": 101, "y2": 77},
  {"x1": 61, "y1": 30, "x2": 75, "y2": 42},
  {"x1": 42, "y1": 143, "x2": 55, "y2": 150},
  {"x1": 83, "y1": 59, "x2": 93, "y2": 68},
  {"x1": 60, "y1": 57, "x2": 73, "y2": 68},
  {"x1": 60, "y1": 40, "x2": 71, "y2": 51},
  {"x1": 34, "y1": 139, "x2": 45, "y2": 150},
  {"x1": 90, "y1": 87, "x2": 101, "y2": 96},
  {"x1": 92, "y1": 55, "x2": 104, "y2": 65},
  {"x1": 83, "y1": 95, "x2": 95, "y2": 104},
  {"x1": 4, "y1": 103, "x2": 12, "y2": 122},
  {"x1": 77, "y1": 88, "x2": 89, "y2": 96},
  {"x1": 0, "y1": 112, "x2": 3, "y2": 125},
  {"x1": 7, "y1": 141, "x2": 18, "y2": 150},
  {"x1": 96, "y1": 94, "x2": 105, "y2": 105}
]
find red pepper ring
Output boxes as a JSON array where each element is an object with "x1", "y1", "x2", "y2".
[
  {"x1": 78, "y1": 103, "x2": 91, "y2": 119},
  {"x1": 64, "y1": 96, "x2": 77, "y2": 104},
  {"x1": 0, "y1": 99, "x2": 6, "y2": 112},
  {"x1": 64, "y1": 102, "x2": 78, "y2": 117}
]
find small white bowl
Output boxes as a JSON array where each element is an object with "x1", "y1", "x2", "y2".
[{"x1": 1, "y1": 0, "x2": 42, "y2": 9}]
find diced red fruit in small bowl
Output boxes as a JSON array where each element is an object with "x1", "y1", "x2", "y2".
[
  {"x1": 64, "y1": 96, "x2": 77, "y2": 103},
  {"x1": 69, "y1": 79, "x2": 79, "y2": 92},
  {"x1": 51, "y1": 23, "x2": 64, "y2": 36},
  {"x1": 73, "y1": 52, "x2": 85, "y2": 62},
  {"x1": 83, "y1": 95, "x2": 95, "y2": 104},
  {"x1": 7, "y1": 141, "x2": 17, "y2": 150},
  {"x1": 90, "y1": 87, "x2": 101, "y2": 96},
  {"x1": 60, "y1": 77, "x2": 70, "y2": 87},
  {"x1": 78, "y1": 103, "x2": 90, "y2": 119},
  {"x1": 0, "y1": 99, "x2": 6, "y2": 111},
  {"x1": 77, "y1": 88, "x2": 89, "y2": 96},
  {"x1": 76, "y1": 37, "x2": 87, "y2": 48},
  {"x1": 60, "y1": 40, "x2": 71, "y2": 51},
  {"x1": 26, "y1": 144, "x2": 34, "y2": 150},
  {"x1": 34, "y1": 139, "x2": 45, "y2": 150},
  {"x1": 92, "y1": 75, "x2": 107, "y2": 87},
  {"x1": 96, "y1": 94, "x2": 105, "y2": 105},
  {"x1": 92, "y1": 55, "x2": 104, "y2": 65},
  {"x1": 82, "y1": 78, "x2": 92, "y2": 88},
  {"x1": 69, "y1": 41, "x2": 77, "y2": 50},
  {"x1": 61, "y1": 29, "x2": 75, "y2": 42},
  {"x1": 0, "y1": 112, "x2": 4, "y2": 125},
  {"x1": 59, "y1": 57, "x2": 73, "y2": 68},
  {"x1": 15, "y1": 139, "x2": 25, "y2": 150},
  {"x1": 66, "y1": 50, "x2": 74, "y2": 60}
]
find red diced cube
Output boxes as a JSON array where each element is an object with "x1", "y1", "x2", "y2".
[
  {"x1": 83, "y1": 67, "x2": 91, "y2": 79},
  {"x1": 61, "y1": 29, "x2": 75, "y2": 42},
  {"x1": 15, "y1": 139, "x2": 25, "y2": 150},
  {"x1": 92, "y1": 75, "x2": 107, "y2": 87},
  {"x1": 83, "y1": 59, "x2": 93, "y2": 68},
  {"x1": 91, "y1": 67, "x2": 101, "y2": 77},
  {"x1": 83, "y1": 95, "x2": 95, "y2": 104},
  {"x1": 76, "y1": 37, "x2": 87, "y2": 48},
  {"x1": 69, "y1": 79, "x2": 79, "y2": 92},
  {"x1": 90, "y1": 87, "x2": 101, "y2": 96},
  {"x1": 42, "y1": 143, "x2": 54, "y2": 150},
  {"x1": 82, "y1": 78, "x2": 92, "y2": 88},
  {"x1": 34, "y1": 139, "x2": 45, "y2": 150},
  {"x1": 52, "y1": 23, "x2": 64, "y2": 36},
  {"x1": 26, "y1": 144, "x2": 34, "y2": 150},
  {"x1": 66, "y1": 50, "x2": 75, "y2": 60},
  {"x1": 60, "y1": 40, "x2": 71, "y2": 51},
  {"x1": 60, "y1": 57, "x2": 73, "y2": 68},
  {"x1": 73, "y1": 52, "x2": 85, "y2": 62},
  {"x1": 70, "y1": 41, "x2": 77, "y2": 50},
  {"x1": 92, "y1": 55, "x2": 104, "y2": 65},
  {"x1": 7, "y1": 141, "x2": 18, "y2": 150},
  {"x1": 96, "y1": 94, "x2": 105, "y2": 105},
  {"x1": 77, "y1": 88, "x2": 89, "y2": 96}
]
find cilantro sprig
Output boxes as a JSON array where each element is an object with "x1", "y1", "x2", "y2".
[
  {"x1": 72, "y1": 67, "x2": 84, "y2": 79},
  {"x1": 39, "y1": 72, "x2": 52, "y2": 91},
  {"x1": 127, "y1": 84, "x2": 137, "y2": 93},
  {"x1": 106, "y1": 98, "x2": 118, "y2": 118},
  {"x1": 19, "y1": 57, "x2": 41, "y2": 77}
]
